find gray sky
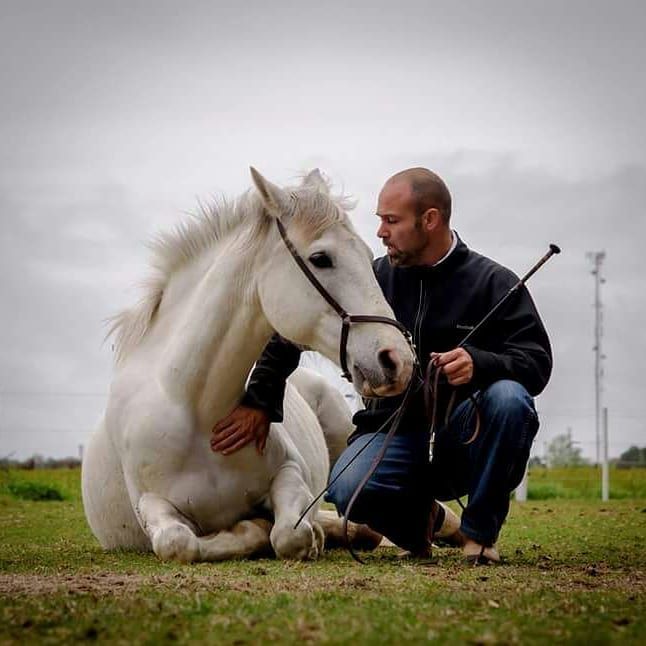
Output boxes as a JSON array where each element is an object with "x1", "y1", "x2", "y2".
[{"x1": 1, "y1": 0, "x2": 644, "y2": 461}]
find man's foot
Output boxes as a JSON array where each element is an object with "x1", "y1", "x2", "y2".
[
  {"x1": 430, "y1": 501, "x2": 465, "y2": 547},
  {"x1": 463, "y1": 539, "x2": 500, "y2": 565}
]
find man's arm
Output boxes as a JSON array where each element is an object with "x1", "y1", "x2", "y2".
[
  {"x1": 241, "y1": 333, "x2": 303, "y2": 421},
  {"x1": 462, "y1": 283, "x2": 553, "y2": 396},
  {"x1": 211, "y1": 334, "x2": 302, "y2": 455}
]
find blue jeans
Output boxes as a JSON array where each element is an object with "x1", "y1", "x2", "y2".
[{"x1": 326, "y1": 380, "x2": 539, "y2": 551}]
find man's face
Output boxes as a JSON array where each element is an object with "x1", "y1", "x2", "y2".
[{"x1": 376, "y1": 180, "x2": 428, "y2": 266}]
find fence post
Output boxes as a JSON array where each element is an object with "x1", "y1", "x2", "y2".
[{"x1": 515, "y1": 466, "x2": 528, "y2": 502}]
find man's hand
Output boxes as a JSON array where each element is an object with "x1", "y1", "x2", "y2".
[
  {"x1": 430, "y1": 348, "x2": 474, "y2": 386},
  {"x1": 210, "y1": 405, "x2": 270, "y2": 456}
]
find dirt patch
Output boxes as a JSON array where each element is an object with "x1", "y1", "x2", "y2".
[
  {"x1": 0, "y1": 573, "x2": 155, "y2": 596},
  {"x1": 0, "y1": 572, "x2": 381, "y2": 597},
  {"x1": 2, "y1": 564, "x2": 645, "y2": 598}
]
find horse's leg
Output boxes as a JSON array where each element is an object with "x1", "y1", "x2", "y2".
[
  {"x1": 289, "y1": 367, "x2": 353, "y2": 468},
  {"x1": 315, "y1": 509, "x2": 384, "y2": 551},
  {"x1": 135, "y1": 493, "x2": 202, "y2": 563},
  {"x1": 269, "y1": 462, "x2": 324, "y2": 560},
  {"x1": 136, "y1": 493, "x2": 273, "y2": 562},
  {"x1": 196, "y1": 519, "x2": 273, "y2": 561}
]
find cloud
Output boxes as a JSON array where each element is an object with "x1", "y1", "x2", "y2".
[
  {"x1": 1, "y1": 0, "x2": 644, "y2": 459},
  {"x1": 0, "y1": 155, "x2": 644, "y2": 459}
]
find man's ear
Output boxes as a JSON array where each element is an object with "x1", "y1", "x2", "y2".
[
  {"x1": 302, "y1": 168, "x2": 329, "y2": 194},
  {"x1": 250, "y1": 167, "x2": 293, "y2": 219},
  {"x1": 422, "y1": 207, "x2": 441, "y2": 232}
]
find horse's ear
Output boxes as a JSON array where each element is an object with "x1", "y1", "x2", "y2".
[
  {"x1": 250, "y1": 167, "x2": 292, "y2": 219},
  {"x1": 302, "y1": 168, "x2": 329, "y2": 194}
]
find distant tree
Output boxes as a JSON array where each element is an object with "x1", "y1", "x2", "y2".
[
  {"x1": 618, "y1": 445, "x2": 646, "y2": 468},
  {"x1": 546, "y1": 434, "x2": 589, "y2": 467}
]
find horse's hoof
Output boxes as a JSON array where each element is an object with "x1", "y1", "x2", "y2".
[
  {"x1": 152, "y1": 524, "x2": 200, "y2": 563},
  {"x1": 347, "y1": 522, "x2": 384, "y2": 551},
  {"x1": 271, "y1": 521, "x2": 317, "y2": 561}
]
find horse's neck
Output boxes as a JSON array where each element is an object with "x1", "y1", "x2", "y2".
[{"x1": 158, "y1": 236, "x2": 274, "y2": 429}]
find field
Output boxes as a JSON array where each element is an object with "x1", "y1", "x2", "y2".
[{"x1": 1, "y1": 468, "x2": 645, "y2": 645}]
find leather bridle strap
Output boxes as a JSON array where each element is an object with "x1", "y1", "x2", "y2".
[
  {"x1": 342, "y1": 378, "x2": 417, "y2": 563},
  {"x1": 276, "y1": 218, "x2": 414, "y2": 382}
]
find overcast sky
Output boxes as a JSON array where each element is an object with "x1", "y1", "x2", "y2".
[{"x1": 1, "y1": 0, "x2": 644, "y2": 461}]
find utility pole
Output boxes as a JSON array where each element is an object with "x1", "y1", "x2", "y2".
[
  {"x1": 602, "y1": 407, "x2": 609, "y2": 501},
  {"x1": 587, "y1": 251, "x2": 606, "y2": 465}
]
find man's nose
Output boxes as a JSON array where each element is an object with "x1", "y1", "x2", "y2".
[{"x1": 377, "y1": 223, "x2": 388, "y2": 239}]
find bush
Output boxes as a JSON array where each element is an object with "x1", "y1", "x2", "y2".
[
  {"x1": 7, "y1": 480, "x2": 64, "y2": 501},
  {"x1": 527, "y1": 482, "x2": 572, "y2": 500}
]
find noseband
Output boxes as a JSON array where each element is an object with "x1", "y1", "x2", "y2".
[{"x1": 276, "y1": 218, "x2": 416, "y2": 381}]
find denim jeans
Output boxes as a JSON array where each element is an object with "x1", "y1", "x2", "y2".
[{"x1": 326, "y1": 380, "x2": 539, "y2": 551}]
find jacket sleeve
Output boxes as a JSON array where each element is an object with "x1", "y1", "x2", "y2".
[
  {"x1": 463, "y1": 283, "x2": 553, "y2": 396},
  {"x1": 240, "y1": 333, "x2": 302, "y2": 422}
]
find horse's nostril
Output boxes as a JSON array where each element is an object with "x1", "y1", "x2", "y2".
[{"x1": 378, "y1": 348, "x2": 399, "y2": 375}]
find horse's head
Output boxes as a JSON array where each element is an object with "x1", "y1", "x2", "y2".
[{"x1": 252, "y1": 168, "x2": 414, "y2": 398}]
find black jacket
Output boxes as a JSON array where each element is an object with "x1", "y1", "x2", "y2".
[{"x1": 242, "y1": 233, "x2": 552, "y2": 437}]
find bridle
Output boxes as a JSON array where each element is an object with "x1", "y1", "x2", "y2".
[{"x1": 275, "y1": 217, "x2": 417, "y2": 382}]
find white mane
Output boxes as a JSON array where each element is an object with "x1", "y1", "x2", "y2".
[{"x1": 107, "y1": 180, "x2": 353, "y2": 363}]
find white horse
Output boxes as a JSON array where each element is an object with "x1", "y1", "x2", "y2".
[
  {"x1": 82, "y1": 168, "x2": 414, "y2": 562},
  {"x1": 287, "y1": 366, "x2": 354, "y2": 468}
]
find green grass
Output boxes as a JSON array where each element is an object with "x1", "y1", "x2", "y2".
[
  {"x1": 528, "y1": 466, "x2": 646, "y2": 499},
  {"x1": 1, "y1": 468, "x2": 645, "y2": 644}
]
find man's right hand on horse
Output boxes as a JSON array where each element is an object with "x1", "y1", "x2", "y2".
[{"x1": 210, "y1": 405, "x2": 271, "y2": 456}]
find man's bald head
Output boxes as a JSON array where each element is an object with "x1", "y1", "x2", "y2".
[{"x1": 384, "y1": 168, "x2": 452, "y2": 224}]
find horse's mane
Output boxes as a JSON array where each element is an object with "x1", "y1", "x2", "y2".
[{"x1": 107, "y1": 179, "x2": 354, "y2": 363}]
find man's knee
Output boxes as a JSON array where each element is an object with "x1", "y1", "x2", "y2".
[
  {"x1": 325, "y1": 473, "x2": 357, "y2": 515},
  {"x1": 479, "y1": 380, "x2": 538, "y2": 448},
  {"x1": 481, "y1": 380, "x2": 533, "y2": 415},
  {"x1": 326, "y1": 467, "x2": 413, "y2": 520}
]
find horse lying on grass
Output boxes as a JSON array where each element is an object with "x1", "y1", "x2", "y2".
[{"x1": 82, "y1": 168, "x2": 414, "y2": 562}]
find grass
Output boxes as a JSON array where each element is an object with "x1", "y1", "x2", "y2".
[
  {"x1": 527, "y1": 466, "x2": 646, "y2": 499},
  {"x1": 1, "y1": 468, "x2": 645, "y2": 644}
]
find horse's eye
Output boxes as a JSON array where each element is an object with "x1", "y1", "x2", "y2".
[{"x1": 308, "y1": 251, "x2": 334, "y2": 269}]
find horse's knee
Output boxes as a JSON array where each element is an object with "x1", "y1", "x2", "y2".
[
  {"x1": 152, "y1": 524, "x2": 200, "y2": 563},
  {"x1": 137, "y1": 493, "x2": 202, "y2": 562}
]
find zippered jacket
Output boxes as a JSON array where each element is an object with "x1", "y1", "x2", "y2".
[{"x1": 242, "y1": 233, "x2": 553, "y2": 437}]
